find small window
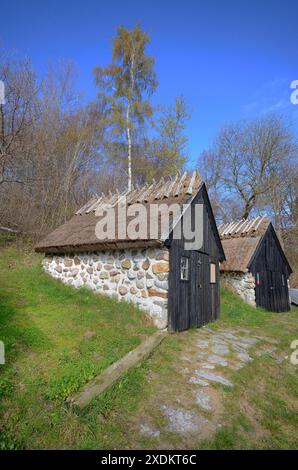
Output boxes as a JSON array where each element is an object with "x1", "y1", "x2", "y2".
[
  {"x1": 180, "y1": 256, "x2": 189, "y2": 280},
  {"x1": 282, "y1": 274, "x2": 285, "y2": 286},
  {"x1": 256, "y1": 273, "x2": 260, "y2": 285},
  {"x1": 210, "y1": 263, "x2": 216, "y2": 284}
]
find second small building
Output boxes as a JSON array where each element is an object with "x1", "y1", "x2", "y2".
[{"x1": 218, "y1": 217, "x2": 292, "y2": 312}]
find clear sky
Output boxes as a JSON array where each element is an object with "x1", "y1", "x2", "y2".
[{"x1": 1, "y1": 0, "x2": 298, "y2": 165}]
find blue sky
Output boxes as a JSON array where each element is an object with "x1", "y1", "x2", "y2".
[{"x1": 1, "y1": 0, "x2": 298, "y2": 164}]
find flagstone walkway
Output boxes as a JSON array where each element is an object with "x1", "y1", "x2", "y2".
[{"x1": 138, "y1": 325, "x2": 284, "y2": 441}]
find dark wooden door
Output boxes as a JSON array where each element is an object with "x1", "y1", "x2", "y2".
[
  {"x1": 189, "y1": 251, "x2": 201, "y2": 328},
  {"x1": 192, "y1": 252, "x2": 211, "y2": 327},
  {"x1": 168, "y1": 245, "x2": 220, "y2": 332},
  {"x1": 270, "y1": 271, "x2": 290, "y2": 312},
  {"x1": 255, "y1": 270, "x2": 290, "y2": 312}
]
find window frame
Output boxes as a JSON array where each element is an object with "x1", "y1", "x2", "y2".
[
  {"x1": 210, "y1": 262, "x2": 216, "y2": 284},
  {"x1": 180, "y1": 256, "x2": 190, "y2": 281}
]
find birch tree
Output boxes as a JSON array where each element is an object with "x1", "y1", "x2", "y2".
[
  {"x1": 150, "y1": 95, "x2": 191, "y2": 177},
  {"x1": 94, "y1": 25, "x2": 157, "y2": 190}
]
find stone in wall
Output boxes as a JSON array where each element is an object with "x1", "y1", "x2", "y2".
[{"x1": 222, "y1": 271, "x2": 256, "y2": 306}]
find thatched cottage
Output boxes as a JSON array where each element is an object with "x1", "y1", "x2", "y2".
[
  {"x1": 36, "y1": 171, "x2": 225, "y2": 331},
  {"x1": 218, "y1": 217, "x2": 292, "y2": 312}
]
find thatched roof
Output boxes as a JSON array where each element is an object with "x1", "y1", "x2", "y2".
[
  {"x1": 35, "y1": 171, "x2": 203, "y2": 254},
  {"x1": 218, "y1": 216, "x2": 270, "y2": 272}
]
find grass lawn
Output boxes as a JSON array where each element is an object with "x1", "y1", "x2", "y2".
[
  {"x1": 0, "y1": 241, "x2": 297, "y2": 449},
  {"x1": 0, "y1": 242, "x2": 155, "y2": 449}
]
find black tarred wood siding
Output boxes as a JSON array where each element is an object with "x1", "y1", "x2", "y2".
[
  {"x1": 249, "y1": 224, "x2": 291, "y2": 312},
  {"x1": 167, "y1": 184, "x2": 223, "y2": 332}
]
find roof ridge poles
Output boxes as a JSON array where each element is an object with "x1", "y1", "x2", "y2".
[
  {"x1": 186, "y1": 170, "x2": 197, "y2": 195},
  {"x1": 174, "y1": 171, "x2": 188, "y2": 197}
]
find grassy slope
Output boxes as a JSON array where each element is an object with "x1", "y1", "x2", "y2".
[
  {"x1": 0, "y1": 242, "x2": 297, "y2": 449},
  {"x1": 0, "y1": 243, "x2": 155, "y2": 449}
]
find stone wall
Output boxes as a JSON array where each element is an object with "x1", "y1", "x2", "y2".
[
  {"x1": 221, "y1": 271, "x2": 256, "y2": 306},
  {"x1": 42, "y1": 247, "x2": 169, "y2": 329}
]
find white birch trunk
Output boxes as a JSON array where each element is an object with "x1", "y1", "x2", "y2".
[
  {"x1": 126, "y1": 51, "x2": 135, "y2": 192},
  {"x1": 126, "y1": 101, "x2": 132, "y2": 192}
]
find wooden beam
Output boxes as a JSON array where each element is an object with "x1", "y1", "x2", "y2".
[
  {"x1": 164, "y1": 175, "x2": 178, "y2": 198},
  {"x1": 75, "y1": 197, "x2": 97, "y2": 215},
  {"x1": 186, "y1": 170, "x2": 197, "y2": 195},
  {"x1": 174, "y1": 171, "x2": 188, "y2": 196}
]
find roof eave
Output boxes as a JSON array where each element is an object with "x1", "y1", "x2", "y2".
[{"x1": 35, "y1": 239, "x2": 164, "y2": 255}]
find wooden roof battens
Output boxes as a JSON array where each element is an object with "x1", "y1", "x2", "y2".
[
  {"x1": 174, "y1": 171, "x2": 188, "y2": 197},
  {"x1": 186, "y1": 170, "x2": 197, "y2": 195},
  {"x1": 164, "y1": 175, "x2": 178, "y2": 199},
  {"x1": 95, "y1": 194, "x2": 119, "y2": 213},
  {"x1": 112, "y1": 189, "x2": 130, "y2": 208},
  {"x1": 234, "y1": 219, "x2": 248, "y2": 234},
  {"x1": 155, "y1": 178, "x2": 173, "y2": 200},
  {"x1": 228, "y1": 221, "x2": 239, "y2": 235},
  {"x1": 231, "y1": 219, "x2": 246, "y2": 234},
  {"x1": 136, "y1": 183, "x2": 153, "y2": 203},
  {"x1": 142, "y1": 186, "x2": 154, "y2": 203},
  {"x1": 232, "y1": 219, "x2": 245, "y2": 233},
  {"x1": 128, "y1": 186, "x2": 146, "y2": 205},
  {"x1": 109, "y1": 193, "x2": 119, "y2": 206},
  {"x1": 254, "y1": 216, "x2": 265, "y2": 231},
  {"x1": 243, "y1": 217, "x2": 259, "y2": 234},
  {"x1": 75, "y1": 197, "x2": 96, "y2": 215},
  {"x1": 135, "y1": 183, "x2": 149, "y2": 203},
  {"x1": 240, "y1": 220, "x2": 249, "y2": 234},
  {"x1": 226, "y1": 221, "x2": 240, "y2": 235},
  {"x1": 126, "y1": 187, "x2": 139, "y2": 204},
  {"x1": 221, "y1": 221, "x2": 235, "y2": 236},
  {"x1": 218, "y1": 222, "x2": 228, "y2": 235},
  {"x1": 246, "y1": 216, "x2": 260, "y2": 232},
  {"x1": 223, "y1": 221, "x2": 235, "y2": 235},
  {"x1": 152, "y1": 177, "x2": 165, "y2": 200},
  {"x1": 86, "y1": 197, "x2": 103, "y2": 214}
]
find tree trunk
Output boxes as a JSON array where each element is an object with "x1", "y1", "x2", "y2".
[
  {"x1": 126, "y1": 51, "x2": 135, "y2": 192},
  {"x1": 242, "y1": 194, "x2": 256, "y2": 220},
  {"x1": 126, "y1": 102, "x2": 132, "y2": 192},
  {"x1": 242, "y1": 203, "x2": 252, "y2": 220}
]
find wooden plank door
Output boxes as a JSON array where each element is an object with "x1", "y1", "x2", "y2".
[{"x1": 191, "y1": 252, "x2": 203, "y2": 327}]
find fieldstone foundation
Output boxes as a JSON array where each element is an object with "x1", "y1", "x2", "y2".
[
  {"x1": 42, "y1": 247, "x2": 169, "y2": 329},
  {"x1": 221, "y1": 272, "x2": 256, "y2": 306}
]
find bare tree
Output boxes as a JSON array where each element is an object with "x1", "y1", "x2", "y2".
[
  {"x1": 198, "y1": 114, "x2": 298, "y2": 221},
  {"x1": 0, "y1": 55, "x2": 37, "y2": 186},
  {"x1": 0, "y1": 56, "x2": 104, "y2": 235}
]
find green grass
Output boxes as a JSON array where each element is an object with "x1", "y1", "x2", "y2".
[
  {"x1": 0, "y1": 243, "x2": 297, "y2": 449},
  {"x1": 220, "y1": 285, "x2": 298, "y2": 340},
  {"x1": 0, "y1": 244, "x2": 155, "y2": 449}
]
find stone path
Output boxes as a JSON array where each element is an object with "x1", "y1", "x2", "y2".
[{"x1": 139, "y1": 325, "x2": 285, "y2": 441}]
